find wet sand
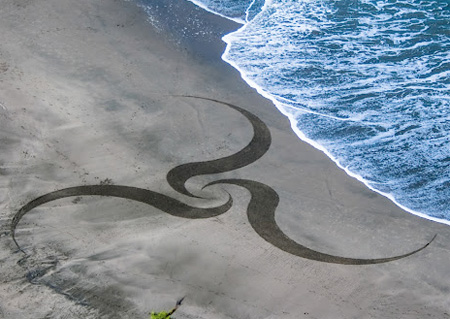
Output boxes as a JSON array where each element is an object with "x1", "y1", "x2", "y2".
[{"x1": 1, "y1": 0, "x2": 449, "y2": 318}]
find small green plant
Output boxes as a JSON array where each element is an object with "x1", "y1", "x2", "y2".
[{"x1": 150, "y1": 297, "x2": 185, "y2": 319}]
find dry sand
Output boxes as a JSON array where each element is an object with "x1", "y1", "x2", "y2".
[{"x1": 0, "y1": 0, "x2": 449, "y2": 318}]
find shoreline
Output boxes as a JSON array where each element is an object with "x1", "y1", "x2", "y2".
[
  {"x1": 1, "y1": 0, "x2": 449, "y2": 318},
  {"x1": 198, "y1": 1, "x2": 450, "y2": 227}
]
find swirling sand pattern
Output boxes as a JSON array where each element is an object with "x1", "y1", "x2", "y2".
[
  {"x1": 11, "y1": 96, "x2": 434, "y2": 265},
  {"x1": 167, "y1": 96, "x2": 271, "y2": 197}
]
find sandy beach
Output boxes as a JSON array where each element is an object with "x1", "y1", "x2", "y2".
[{"x1": 1, "y1": 0, "x2": 449, "y2": 318}]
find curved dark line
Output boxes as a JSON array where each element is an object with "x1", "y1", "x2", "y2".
[
  {"x1": 207, "y1": 179, "x2": 435, "y2": 265},
  {"x1": 11, "y1": 185, "x2": 232, "y2": 253},
  {"x1": 166, "y1": 96, "x2": 271, "y2": 197},
  {"x1": 10, "y1": 96, "x2": 433, "y2": 265}
]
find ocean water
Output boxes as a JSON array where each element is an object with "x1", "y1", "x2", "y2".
[{"x1": 182, "y1": 0, "x2": 450, "y2": 224}]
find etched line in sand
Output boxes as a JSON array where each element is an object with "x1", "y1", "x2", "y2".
[{"x1": 11, "y1": 96, "x2": 435, "y2": 265}]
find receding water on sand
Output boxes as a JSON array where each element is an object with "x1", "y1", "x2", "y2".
[{"x1": 177, "y1": 0, "x2": 450, "y2": 225}]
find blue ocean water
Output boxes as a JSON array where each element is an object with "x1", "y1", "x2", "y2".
[{"x1": 186, "y1": 0, "x2": 450, "y2": 224}]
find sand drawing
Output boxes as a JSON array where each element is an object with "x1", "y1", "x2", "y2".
[{"x1": 11, "y1": 96, "x2": 434, "y2": 265}]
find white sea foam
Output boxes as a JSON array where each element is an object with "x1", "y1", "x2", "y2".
[
  {"x1": 184, "y1": 0, "x2": 248, "y2": 23},
  {"x1": 187, "y1": 0, "x2": 450, "y2": 224}
]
